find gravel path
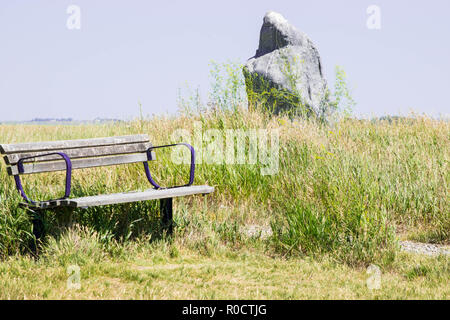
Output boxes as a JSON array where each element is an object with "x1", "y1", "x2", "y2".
[
  {"x1": 243, "y1": 225, "x2": 450, "y2": 256},
  {"x1": 243, "y1": 224, "x2": 273, "y2": 239},
  {"x1": 399, "y1": 241, "x2": 450, "y2": 256}
]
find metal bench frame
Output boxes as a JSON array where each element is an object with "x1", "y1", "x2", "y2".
[{"x1": 0, "y1": 135, "x2": 214, "y2": 245}]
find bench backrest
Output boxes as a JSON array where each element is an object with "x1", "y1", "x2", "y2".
[{"x1": 0, "y1": 134, "x2": 156, "y2": 176}]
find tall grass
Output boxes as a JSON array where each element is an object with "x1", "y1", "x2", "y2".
[{"x1": 0, "y1": 63, "x2": 448, "y2": 266}]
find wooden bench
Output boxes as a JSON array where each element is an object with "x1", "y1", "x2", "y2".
[{"x1": 0, "y1": 134, "x2": 214, "y2": 242}]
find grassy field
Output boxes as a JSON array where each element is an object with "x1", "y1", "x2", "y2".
[
  {"x1": 1, "y1": 230, "x2": 448, "y2": 299},
  {"x1": 0, "y1": 64, "x2": 448, "y2": 299},
  {"x1": 0, "y1": 110, "x2": 448, "y2": 299}
]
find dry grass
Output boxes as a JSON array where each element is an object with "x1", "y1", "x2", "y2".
[
  {"x1": 0, "y1": 232, "x2": 448, "y2": 299},
  {"x1": 0, "y1": 108, "x2": 448, "y2": 299}
]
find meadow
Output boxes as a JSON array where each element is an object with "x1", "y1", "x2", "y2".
[{"x1": 0, "y1": 63, "x2": 448, "y2": 299}]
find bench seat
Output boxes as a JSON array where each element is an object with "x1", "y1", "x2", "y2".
[
  {"x1": 20, "y1": 185, "x2": 214, "y2": 209},
  {"x1": 1, "y1": 134, "x2": 213, "y2": 243}
]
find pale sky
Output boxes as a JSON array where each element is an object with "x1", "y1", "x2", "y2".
[{"x1": 0, "y1": 0, "x2": 449, "y2": 121}]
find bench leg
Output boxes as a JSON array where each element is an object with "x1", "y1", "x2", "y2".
[
  {"x1": 27, "y1": 209, "x2": 44, "y2": 255},
  {"x1": 160, "y1": 198, "x2": 173, "y2": 235},
  {"x1": 56, "y1": 207, "x2": 75, "y2": 231}
]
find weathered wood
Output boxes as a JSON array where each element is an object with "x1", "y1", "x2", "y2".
[
  {"x1": 8, "y1": 153, "x2": 149, "y2": 175},
  {"x1": 20, "y1": 185, "x2": 214, "y2": 209},
  {"x1": 0, "y1": 135, "x2": 149, "y2": 154},
  {"x1": 72, "y1": 185, "x2": 214, "y2": 207},
  {"x1": 4, "y1": 142, "x2": 153, "y2": 165},
  {"x1": 19, "y1": 199, "x2": 70, "y2": 210},
  {"x1": 5, "y1": 135, "x2": 214, "y2": 235}
]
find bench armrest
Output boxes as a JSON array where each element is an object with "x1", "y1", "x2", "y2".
[
  {"x1": 14, "y1": 152, "x2": 72, "y2": 204},
  {"x1": 143, "y1": 143, "x2": 195, "y2": 189}
]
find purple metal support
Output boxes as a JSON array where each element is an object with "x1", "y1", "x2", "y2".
[
  {"x1": 14, "y1": 152, "x2": 72, "y2": 204},
  {"x1": 143, "y1": 143, "x2": 195, "y2": 189}
]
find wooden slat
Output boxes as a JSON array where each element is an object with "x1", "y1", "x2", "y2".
[
  {"x1": 73, "y1": 185, "x2": 214, "y2": 207},
  {"x1": 8, "y1": 153, "x2": 149, "y2": 175},
  {"x1": 19, "y1": 199, "x2": 67, "y2": 210},
  {"x1": 4, "y1": 142, "x2": 153, "y2": 165},
  {"x1": 0, "y1": 135, "x2": 149, "y2": 154},
  {"x1": 71, "y1": 185, "x2": 214, "y2": 208},
  {"x1": 20, "y1": 185, "x2": 215, "y2": 209}
]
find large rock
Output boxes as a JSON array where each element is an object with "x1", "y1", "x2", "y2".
[{"x1": 243, "y1": 12, "x2": 330, "y2": 118}]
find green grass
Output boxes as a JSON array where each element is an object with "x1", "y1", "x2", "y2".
[
  {"x1": 1, "y1": 111, "x2": 448, "y2": 264},
  {"x1": 0, "y1": 112, "x2": 448, "y2": 299},
  {"x1": 0, "y1": 226, "x2": 448, "y2": 299},
  {"x1": 0, "y1": 62, "x2": 448, "y2": 299}
]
